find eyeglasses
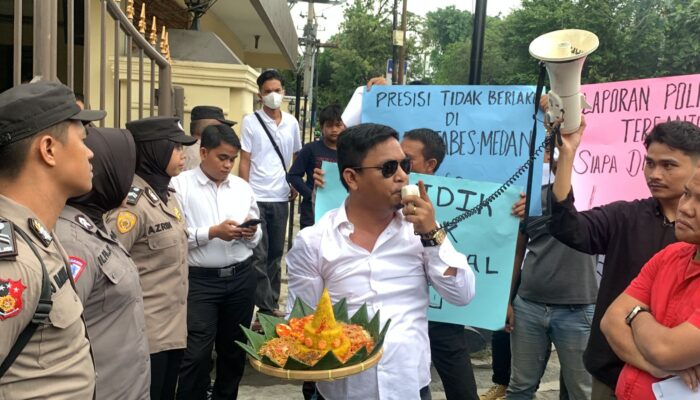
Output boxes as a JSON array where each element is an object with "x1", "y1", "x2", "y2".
[{"x1": 352, "y1": 158, "x2": 411, "y2": 178}]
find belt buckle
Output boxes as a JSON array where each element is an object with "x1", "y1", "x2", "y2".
[{"x1": 219, "y1": 266, "x2": 234, "y2": 277}]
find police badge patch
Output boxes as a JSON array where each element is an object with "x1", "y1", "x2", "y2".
[
  {"x1": 69, "y1": 256, "x2": 87, "y2": 281},
  {"x1": 0, "y1": 278, "x2": 26, "y2": 320},
  {"x1": 28, "y1": 218, "x2": 53, "y2": 247},
  {"x1": 117, "y1": 211, "x2": 137, "y2": 234}
]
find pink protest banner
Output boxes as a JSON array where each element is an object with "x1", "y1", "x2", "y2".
[{"x1": 572, "y1": 74, "x2": 700, "y2": 210}]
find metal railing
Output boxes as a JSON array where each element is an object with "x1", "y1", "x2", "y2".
[{"x1": 12, "y1": 0, "x2": 174, "y2": 126}]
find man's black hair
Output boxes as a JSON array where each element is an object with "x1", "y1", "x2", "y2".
[
  {"x1": 404, "y1": 128, "x2": 446, "y2": 172},
  {"x1": 644, "y1": 121, "x2": 700, "y2": 158},
  {"x1": 201, "y1": 124, "x2": 240, "y2": 150},
  {"x1": 319, "y1": 105, "x2": 343, "y2": 127},
  {"x1": 0, "y1": 121, "x2": 70, "y2": 179},
  {"x1": 337, "y1": 123, "x2": 399, "y2": 191},
  {"x1": 256, "y1": 69, "x2": 284, "y2": 89}
]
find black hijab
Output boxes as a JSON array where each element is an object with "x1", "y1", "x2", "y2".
[
  {"x1": 135, "y1": 139, "x2": 176, "y2": 203},
  {"x1": 68, "y1": 127, "x2": 136, "y2": 231}
]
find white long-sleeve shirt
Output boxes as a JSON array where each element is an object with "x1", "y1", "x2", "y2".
[
  {"x1": 286, "y1": 202, "x2": 475, "y2": 400},
  {"x1": 171, "y1": 167, "x2": 261, "y2": 267}
]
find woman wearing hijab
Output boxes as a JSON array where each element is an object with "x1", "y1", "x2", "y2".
[
  {"x1": 56, "y1": 127, "x2": 150, "y2": 400},
  {"x1": 105, "y1": 116, "x2": 196, "y2": 400}
]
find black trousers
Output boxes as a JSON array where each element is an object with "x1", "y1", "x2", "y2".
[
  {"x1": 151, "y1": 349, "x2": 184, "y2": 400},
  {"x1": 428, "y1": 322, "x2": 478, "y2": 400},
  {"x1": 491, "y1": 329, "x2": 511, "y2": 386},
  {"x1": 176, "y1": 259, "x2": 256, "y2": 400}
]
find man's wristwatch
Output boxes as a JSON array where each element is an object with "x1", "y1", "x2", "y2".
[
  {"x1": 420, "y1": 227, "x2": 446, "y2": 247},
  {"x1": 625, "y1": 305, "x2": 649, "y2": 326}
]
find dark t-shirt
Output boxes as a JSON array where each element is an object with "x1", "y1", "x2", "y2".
[
  {"x1": 549, "y1": 190, "x2": 676, "y2": 389},
  {"x1": 287, "y1": 140, "x2": 337, "y2": 228},
  {"x1": 518, "y1": 186, "x2": 597, "y2": 305}
]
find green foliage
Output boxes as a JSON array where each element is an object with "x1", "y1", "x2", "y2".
[
  {"x1": 309, "y1": 0, "x2": 700, "y2": 110},
  {"x1": 314, "y1": 0, "x2": 394, "y2": 107},
  {"x1": 428, "y1": 0, "x2": 700, "y2": 85}
]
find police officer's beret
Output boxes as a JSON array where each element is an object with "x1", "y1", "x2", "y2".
[
  {"x1": 191, "y1": 106, "x2": 236, "y2": 126},
  {"x1": 0, "y1": 81, "x2": 106, "y2": 147},
  {"x1": 126, "y1": 116, "x2": 197, "y2": 145}
]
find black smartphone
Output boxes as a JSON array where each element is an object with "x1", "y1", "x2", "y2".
[{"x1": 239, "y1": 218, "x2": 262, "y2": 228}]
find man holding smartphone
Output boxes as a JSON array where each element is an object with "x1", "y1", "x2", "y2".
[{"x1": 171, "y1": 124, "x2": 261, "y2": 400}]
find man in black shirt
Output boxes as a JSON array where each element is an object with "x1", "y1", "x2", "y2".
[
  {"x1": 549, "y1": 119, "x2": 700, "y2": 399},
  {"x1": 288, "y1": 105, "x2": 345, "y2": 229}
]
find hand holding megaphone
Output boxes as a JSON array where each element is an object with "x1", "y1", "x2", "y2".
[{"x1": 401, "y1": 181, "x2": 438, "y2": 235}]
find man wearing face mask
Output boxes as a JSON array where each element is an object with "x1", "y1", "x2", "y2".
[{"x1": 239, "y1": 69, "x2": 301, "y2": 319}]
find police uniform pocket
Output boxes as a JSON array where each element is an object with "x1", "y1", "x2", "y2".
[
  {"x1": 38, "y1": 283, "x2": 84, "y2": 368},
  {"x1": 147, "y1": 231, "x2": 179, "y2": 265},
  {"x1": 49, "y1": 282, "x2": 83, "y2": 329},
  {"x1": 147, "y1": 232, "x2": 178, "y2": 250},
  {"x1": 100, "y1": 248, "x2": 141, "y2": 313}
]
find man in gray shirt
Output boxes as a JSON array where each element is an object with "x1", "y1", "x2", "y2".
[{"x1": 506, "y1": 182, "x2": 598, "y2": 400}]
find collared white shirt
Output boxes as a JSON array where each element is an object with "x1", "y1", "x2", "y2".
[
  {"x1": 286, "y1": 201, "x2": 475, "y2": 400},
  {"x1": 241, "y1": 110, "x2": 301, "y2": 202},
  {"x1": 171, "y1": 167, "x2": 262, "y2": 267}
]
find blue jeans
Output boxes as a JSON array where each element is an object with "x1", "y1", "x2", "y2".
[{"x1": 507, "y1": 296, "x2": 594, "y2": 400}]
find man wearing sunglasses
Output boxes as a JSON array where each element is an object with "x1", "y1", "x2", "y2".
[{"x1": 286, "y1": 123, "x2": 476, "y2": 400}]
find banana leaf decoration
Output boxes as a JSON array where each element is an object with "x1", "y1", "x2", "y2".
[{"x1": 236, "y1": 296, "x2": 391, "y2": 370}]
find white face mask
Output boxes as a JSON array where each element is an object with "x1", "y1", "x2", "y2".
[{"x1": 262, "y1": 92, "x2": 283, "y2": 109}]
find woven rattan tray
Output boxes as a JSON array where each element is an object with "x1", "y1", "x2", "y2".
[{"x1": 248, "y1": 348, "x2": 383, "y2": 381}]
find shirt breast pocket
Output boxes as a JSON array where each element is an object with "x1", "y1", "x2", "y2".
[
  {"x1": 100, "y1": 249, "x2": 140, "y2": 312},
  {"x1": 38, "y1": 282, "x2": 84, "y2": 368},
  {"x1": 147, "y1": 230, "x2": 179, "y2": 265}
]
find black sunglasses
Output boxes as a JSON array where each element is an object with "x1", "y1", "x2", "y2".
[{"x1": 352, "y1": 158, "x2": 412, "y2": 178}]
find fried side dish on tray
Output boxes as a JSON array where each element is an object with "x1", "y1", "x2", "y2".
[{"x1": 258, "y1": 289, "x2": 375, "y2": 367}]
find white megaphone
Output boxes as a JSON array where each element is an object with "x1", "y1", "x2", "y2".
[{"x1": 529, "y1": 29, "x2": 599, "y2": 133}]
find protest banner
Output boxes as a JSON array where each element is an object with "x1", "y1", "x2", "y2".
[
  {"x1": 315, "y1": 162, "x2": 521, "y2": 330},
  {"x1": 360, "y1": 85, "x2": 547, "y2": 216},
  {"x1": 576, "y1": 74, "x2": 700, "y2": 209}
]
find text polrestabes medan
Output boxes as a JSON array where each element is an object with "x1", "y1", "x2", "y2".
[
  {"x1": 433, "y1": 129, "x2": 532, "y2": 157},
  {"x1": 374, "y1": 89, "x2": 536, "y2": 108}
]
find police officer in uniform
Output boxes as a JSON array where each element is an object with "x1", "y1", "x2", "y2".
[
  {"x1": 56, "y1": 127, "x2": 150, "y2": 400},
  {"x1": 184, "y1": 105, "x2": 236, "y2": 171},
  {"x1": 105, "y1": 116, "x2": 195, "y2": 400},
  {"x1": 0, "y1": 81, "x2": 105, "y2": 399}
]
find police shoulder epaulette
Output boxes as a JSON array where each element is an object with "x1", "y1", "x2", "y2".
[
  {"x1": 0, "y1": 218, "x2": 19, "y2": 259},
  {"x1": 126, "y1": 186, "x2": 143, "y2": 206}
]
